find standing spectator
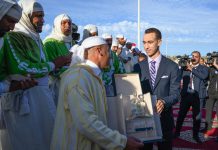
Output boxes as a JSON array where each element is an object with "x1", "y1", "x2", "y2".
[
  {"x1": 80, "y1": 24, "x2": 98, "y2": 44},
  {"x1": 43, "y1": 14, "x2": 72, "y2": 106},
  {"x1": 174, "y1": 51, "x2": 209, "y2": 143},
  {"x1": 70, "y1": 24, "x2": 98, "y2": 65},
  {"x1": 102, "y1": 33, "x2": 112, "y2": 48},
  {"x1": 200, "y1": 58, "x2": 206, "y2": 66},
  {"x1": 116, "y1": 34, "x2": 126, "y2": 47},
  {"x1": 51, "y1": 36, "x2": 144, "y2": 150},
  {"x1": 134, "y1": 28, "x2": 180, "y2": 150},
  {"x1": 120, "y1": 41, "x2": 133, "y2": 72},
  {"x1": 111, "y1": 40, "x2": 125, "y2": 73},
  {"x1": 0, "y1": 1, "x2": 37, "y2": 149},
  {"x1": 138, "y1": 53, "x2": 147, "y2": 62},
  {"x1": 203, "y1": 58, "x2": 218, "y2": 138},
  {"x1": 0, "y1": 0, "x2": 36, "y2": 94},
  {"x1": 0, "y1": 0, "x2": 69, "y2": 149}
]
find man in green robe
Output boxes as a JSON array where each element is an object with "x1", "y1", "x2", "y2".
[
  {"x1": 0, "y1": 0, "x2": 36, "y2": 95},
  {"x1": 51, "y1": 36, "x2": 144, "y2": 150},
  {"x1": 0, "y1": 0, "x2": 70, "y2": 149},
  {"x1": 43, "y1": 13, "x2": 72, "y2": 105},
  {"x1": 0, "y1": 1, "x2": 38, "y2": 149},
  {"x1": 101, "y1": 35, "x2": 126, "y2": 96}
]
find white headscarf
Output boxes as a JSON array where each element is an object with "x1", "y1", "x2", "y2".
[
  {"x1": 70, "y1": 36, "x2": 106, "y2": 66},
  {"x1": 14, "y1": 0, "x2": 43, "y2": 40},
  {"x1": 44, "y1": 14, "x2": 72, "y2": 43},
  {"x1": 111, "y1": 40, "x2": 118, "y2": 47},
  {"x1": 70, "y1": 44, "x2": 85, "y2": 66},
  {"x1": 0, "y1": 0, "x2": 22, "y2": 20},
  {"x1": 14, "y1": 0, "x2": 45, "y2": 60}
]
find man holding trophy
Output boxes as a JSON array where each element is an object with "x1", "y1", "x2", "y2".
[{"x1": 134, "y1": 28, "x2": 180, "y2": 150}]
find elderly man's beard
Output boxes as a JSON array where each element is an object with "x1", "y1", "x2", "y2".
[{"x1": 32, "y1": 22, "x2": 44, "y2": 33}]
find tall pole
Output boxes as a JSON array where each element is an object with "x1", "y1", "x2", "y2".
[
  {"x1": 138, "y1": 0, "x2": 140, "y2": 49},
  {"x1": 165, "y1": 32, "x2": 168, "y2": 57}
]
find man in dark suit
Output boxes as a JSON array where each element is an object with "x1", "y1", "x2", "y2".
[
  {"x1": 203, "y1": 58, "x2": 218, "y2": 138},
  {"x1": 134, "y1": 28, "x2": 180, "y2": 150},
  {"x1": 174, "y1": 51, "x2": 209, "y2": 143}
]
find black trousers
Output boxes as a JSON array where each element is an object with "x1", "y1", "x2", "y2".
[
  {"x1": 175, "y1": 93, "x2": 201, "y2": 137},
  {"x1": 205, "y1": 94, "x2": 218, "y2": 130}
]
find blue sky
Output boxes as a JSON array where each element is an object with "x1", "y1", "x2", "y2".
[{"x1": 38, "y1": 0, "x2": 218, "y2": 56}]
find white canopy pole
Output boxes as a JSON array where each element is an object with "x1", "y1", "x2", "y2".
[{"x1": 137, "y1": 0, "x2": 140, "y2": 49}]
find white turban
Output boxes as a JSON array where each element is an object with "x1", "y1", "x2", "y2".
[
  {"x1": 81, "y1": 24, "x2": 98, "y2": 41},
  {"x1": 111, "y1": 40, "x2": 119, "y2": 47},
  {"x1": 116, "y1": 34, "x2": 124, "y2": 39},
  {"x1": 0, "y1": 0, "x2": 22, "y2": 20},
  {"x1": 70, "y1": 36, "x2": 106, "y2": 66},
  {"x1": 44, "y1": 14, "x2": 72, "y2": 43},
  {"x1": 18, "y1": 0, "x2": 43, "y2": 15},
  {"x1": 102, "y1": 33, "x2": 112, "y2": 39},
  {"x1": 14, "y1": 0, "x2": 43, "y2": 40},
  {"x1": 84, "y1": 24, "x2": 98, "y2": 34},
  {"x1": 82, "y1": 36, "x2": 106, "y2": 49},
  {"x1": 70, "y1": 44, "x2": 85, "y2": 66}
]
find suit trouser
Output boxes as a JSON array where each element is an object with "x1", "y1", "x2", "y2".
[
  {"x1": 175, "y1": 93, "x2": 201, "y2": 137},
  {"x1": 199, "y1": 98, "x2": 205, "y2": 120},
  {"x1": 205, "y1": 94, "x2": 218, "y2": 130}
]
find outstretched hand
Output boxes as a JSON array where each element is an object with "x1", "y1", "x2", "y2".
[{"x1": 124, "y1": 136, "x2": 144, "y2": 150}]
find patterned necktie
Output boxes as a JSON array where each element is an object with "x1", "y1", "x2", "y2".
[{"x1": 150, "y1": 60, "x2": 156, "y2": 88}]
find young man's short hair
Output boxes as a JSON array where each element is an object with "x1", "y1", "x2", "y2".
[{"x1": 144, "y1": 28, "x2": 162, "y2": 40}]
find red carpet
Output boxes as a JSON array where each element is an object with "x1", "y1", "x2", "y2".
[{"x1": 172, "y1": 103, "x2": 218, "y2": 149}]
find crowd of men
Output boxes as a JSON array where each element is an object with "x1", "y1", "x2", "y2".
[{"x1": 0, "y1": 0, "x2": 218, "y2": 150}]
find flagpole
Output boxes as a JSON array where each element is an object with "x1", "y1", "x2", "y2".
[
  {"x1": 138, "y1": 0, "x2": 140, "y2": 49},
  {"x1": 166, "y1": 32, "x2": 168, "y2": 57}
]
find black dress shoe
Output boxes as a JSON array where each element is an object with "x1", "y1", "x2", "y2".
[{"x1": 193, "y1": 136, "x2": 202, "y2": 144}]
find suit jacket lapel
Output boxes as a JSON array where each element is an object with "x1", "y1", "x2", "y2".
[{"x1": 153, "y1": 56, "x2": 166, "y2": 90}]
